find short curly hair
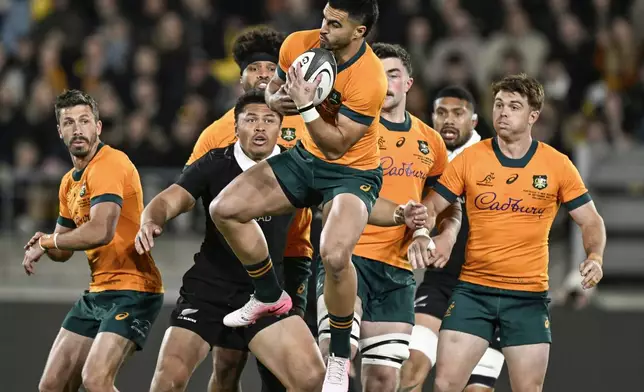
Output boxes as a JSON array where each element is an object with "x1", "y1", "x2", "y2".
[
  {"x1": 372, "y1": 42, "x2": 412, "y2": 76},
  {"x1": 492, "y1": 73, "x2": 544, "y2": 111},
  {"x1": 232, "y1": 26, "x2": 285, "y2": 68}
]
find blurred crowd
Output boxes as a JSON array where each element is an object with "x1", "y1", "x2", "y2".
[{"x1": 0, "y1": 0, "x2": 644, "y2": 229}]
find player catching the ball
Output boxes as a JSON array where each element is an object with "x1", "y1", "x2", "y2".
[{"x1": 209, "y1": 1, "x2": 423, "y2": 390}]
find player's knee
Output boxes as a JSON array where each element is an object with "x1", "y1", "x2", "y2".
[
  {"x1": 362, "y1": 365, "x2": 398, "y2": 392},
  {"x1": 212, "y1": 352, "x2": 245, "y2": 389},
  {"x1": 319, "y1": 245, "x2": 352, "y2": 277},
  {"x1": 291, "y1": 360, "x2": 325, "y2": 392},
  {"x1": 434, "y1": 374, "x2": 463, "y2": 392},
  {"x1": 209, "y1": 195, "x2": 249, "y2": 224},
  {"x1": 81, "y1": 363, "x2": 114, "y2": 392},
  {"x1": 399, "y1": 350, "x2": 431, "y2": 389},
  {"x1": 38, "y1": 376, "x2": 64, "y2": 392},
  {"x1": 511, "y1": 377, "x2": 544, "y2": 392},
  {"x1": 150, "y1": 355, "x2": 192, "y2": 391}
]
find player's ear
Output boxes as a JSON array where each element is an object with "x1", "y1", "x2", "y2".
[
  {"x1": 96, "y1": 120, "x2": 102, "y2": 137},
  {"x1": 405, "y1": 77, "x2": 414, "y2": 93},
  {"x1": 354, "y1": 25, "x2": 367, "y2": 39},
  {"x1": 472, "y1": 113, "x2": 479, "y2": 128},
  {"x1": 528, "y1": 110, "x2": 540, "y2": 126},
  {"x1": 57, "y1": 124, "x2": 63, "y2": 139}
]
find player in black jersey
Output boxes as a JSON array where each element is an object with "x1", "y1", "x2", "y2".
[
  {"x1": 136, "y1": 90, "x2": 325, "y2": 392},
  {"x1": 399, "y1": 87, "x2": 505, "y2": 392}
]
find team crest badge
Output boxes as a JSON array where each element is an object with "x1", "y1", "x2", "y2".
[
  {"x1": 79, "y1": 183, "x2": 87, "y2": 197},
  {"x1": 532, "y1": 175, "x2": 548, "y2": 190},
  {"x1": 281, "y1": 128, "x2": 296, "y2": 142},
  {"x1": 417, "y1": 140, "x2": 429, "y2": 155}
]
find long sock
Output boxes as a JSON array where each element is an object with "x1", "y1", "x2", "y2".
[
  {"x1": 244, "y1": 257, "x2": 283, "y2": 303},
  {"x1": 328, "y1": 313, "x2": 353, "y2": 359}
]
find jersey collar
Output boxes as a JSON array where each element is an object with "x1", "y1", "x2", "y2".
[
  {"x1": 492, "y1": 136, "x2": 538, "y2": 168},
  {"x1": 233, "y1": 141, "x2": 280, "y2": 172},
  {"x1": 72, "y1": 142, "x2": 105, "y2": 181},
  {"x1": 338, "y1": 39, "x2": 367, "y2": 73},
  {"x1": 379, "y1": 111, "x2": 411, "y2": 132}
]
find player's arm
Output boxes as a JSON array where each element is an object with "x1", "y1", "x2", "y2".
[
  {"x1": 265, "y1": 33, "x2": 299, "y2": 115},
  {"x1": 136, "y1": 154, "x2": 213, "y2": 253},
  {"x1": 300, "y1": 107, "x2": 369, "y2": 160},
  {"x1": 569, "y1": 201, "x2": 606, "y2": 261},
  {"x1": 368, "y1": 198, "x2": 427, "y2": 228}
]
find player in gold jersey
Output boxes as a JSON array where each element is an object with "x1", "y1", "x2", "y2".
[
  {"x1": 408, "y1": 74, "x2": 607, "y2": 392},
  {"x1": 315, "y1": 43, "x2": 462, "y2": 392},
  {"x1": 22, "y1": 90, "x2": 164, "y2": 392}
]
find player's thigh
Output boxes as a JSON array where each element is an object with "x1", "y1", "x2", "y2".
[
  {"x1": 150, "y1": 327, "x2": 211, "y2": 391},
  {"x1": 39, "y1": 328, "x2": 93, "y2": 391},
  {"x1": 211, "y1": 152, "x2": 305, "y2": 222},
  {"x1": 502, "y1": 344, "x2": 549, "y2": 392},
  {"x1": 359, "y1": 320, "x2": 412, "y2": 390},
  {"x1": 211, "y1": 346, "x2": 249, "y2": 389},
  {"x1": 96, "y1": 290, "x2": 164, "y2": 351},
  {"x1": 434, "y1": 330, "x2": 489, "y2": 391},
  {"x1": 319, "y1": 193, "x2": 369, "y2": 268},
  {"x1": 498, "y1": 288, "x2": 551, "y2": 349},
  {"x1": 466, "y1": 345, "x2": 505, "y2": 391},
  {"x1": 81, "y1": 332, "x2": 136, "y2": 386},
  {"x1": 249, "y1": 315, "x2": 325, "y2": 390}
]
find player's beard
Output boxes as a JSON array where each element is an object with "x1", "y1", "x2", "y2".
[
  {"x1": 442, "y1": 127, "x2": 472, "y2": 150},
  {"x1": 67, "y1": 133, "x2": 97, "y2": 158}
]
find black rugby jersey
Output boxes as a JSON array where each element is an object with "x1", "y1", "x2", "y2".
[{"x1": 175, "y1": 144, "x2": 294, "y2": 288}]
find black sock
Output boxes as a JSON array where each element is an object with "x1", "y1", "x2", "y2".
[
  {"x1": 244, "y1": 257, "x2": 283, "y2": 303},
  {"x1": 329, "y1": 313, "x2": 353, "y2": 359}
]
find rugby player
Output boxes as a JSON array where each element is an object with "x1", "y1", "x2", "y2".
[
  {"x1": 139, "y1": 90, "x2": 325, "y2": 392},
  {"x1": 22, "y1": 89, "x2": 164, "y2": 392},
  {"x1": 400, "y1": 86, "x2": 505, "y2": 392},
  {"x1": 185, "y1": 25, "x2": 314, "y2": 391},
  {"x1": 208, "y1": 2, "x2": 409, "y2": 390},
  {"x1": 408, "y1": 74, "x2": 607, "y2": 392},
  {"x1": 316, "y1": 44, "x2": 462, "y2": 392}
]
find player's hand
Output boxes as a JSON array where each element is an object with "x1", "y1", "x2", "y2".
[
  {"x1": 407, "y1": 236, "x2": 436, "y2": 270},
  {"x1": 580, "y1": 257, "x2": 603, "y2": 290},
  {"x1": 402, "y1": 200, "x2": 427, "y2": 229},
  {"x1": 23, "y1": 243, "x2": 46, "y2": 276},
  {"x1": 285, "y1": 61, "x2": 322, "y2": 108},
  {"x1": 24, "y1": 231, "x2": 46, "y2": 250},
  {"x1": 426, "y1": 233, "x2": 455, "y2": 269},
  {"x1": 135, "y1": 222, "x2": 163, "y2": 254},
  {"x1": 268, "y1": 85, "x2": 299, "y2": 116}
]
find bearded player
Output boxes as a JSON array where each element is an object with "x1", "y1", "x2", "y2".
[
  {"x1": 22, "y1": 89, "x2": 164, "y2": 392},
  {"x1": 184, "y1": 25, "x2": 314, "y2": 392},
  {"x1": 399, "y1": 86, "x2": 505, "y2": 392},
  {"x1": 316, "y1": 43, "x2": 462, "y2": 392},
  {"x1": 408, "y1": 74, "x2": 606, "y2": 392}
]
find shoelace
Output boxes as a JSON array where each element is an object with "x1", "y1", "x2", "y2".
[
  {"x1": 325, "y1": 356, "x2": 346, "y2": 384},
  {"x1": 239, "y1": 294, "x2": 262, "y2": 320}
]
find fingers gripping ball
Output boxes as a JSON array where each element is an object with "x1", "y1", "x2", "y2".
[{"x1": 290, "y1": 48, "x2": 337, "y2": 105}]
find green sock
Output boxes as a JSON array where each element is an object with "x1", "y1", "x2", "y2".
[
  {"x1": 244, "y1": 257, "x2": 283, "y2": 303},
  {"x1": 329, "y1": 313, "x2": 353, "y2": 359}
]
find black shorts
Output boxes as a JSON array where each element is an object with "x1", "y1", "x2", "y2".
[{"x1": 169, "y1": 279, "x2": 285, "y2": 351}]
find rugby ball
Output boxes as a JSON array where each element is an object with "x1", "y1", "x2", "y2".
[{"x1": 290, "y1": 48, "x2": 337, "y2": 106}]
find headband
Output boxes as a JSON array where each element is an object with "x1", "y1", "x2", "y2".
[{"x1": 239, "y1": 52, "x2": 279, "y2": 74}]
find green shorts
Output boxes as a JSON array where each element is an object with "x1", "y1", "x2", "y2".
[
  {"x1": 316, "y1": 255, "x2": 416, "y2": 325},
  {"x1": 62, "y1": 290, "x2": 164, "y2": 350},
  {"x1": 267, "y1": 141, "x2": 383, "y2": 214},
  {"x1": 440, "y1": 281, "x2": 551, "y2": 348}
]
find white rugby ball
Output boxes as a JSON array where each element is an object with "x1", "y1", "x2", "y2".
[{"x1": 289, "y1": 48, "x2": 337, "y2": 106}]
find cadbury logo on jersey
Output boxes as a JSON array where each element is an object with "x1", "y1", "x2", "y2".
[
  {"x1": 474, "y1": 192, "x2": 546, "y2": 217},
  {"x1": 380, "y1": 156, "x2": 427, "y2": 180}
]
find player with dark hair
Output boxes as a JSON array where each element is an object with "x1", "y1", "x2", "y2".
[
  {"x1": 140, "y1": 90, "x2": 325, "y2": 392},
  {"x1": 208, "y1": 2, "x2": 417, "y2": 391},
  {"x1": 315, "y1": 43, "x2": 462, "y2": 392},
  {"x1": 22, "y1": 89, "x2": 164, "y2": 392},
  {"x1": 408, "y1": 74, "x2": 606, "y2": 392},
  {"x1": 185, "y1": 26, "x2": 315, "y2": 391},
  {"x1": 399, "y1": 85, "x2": 505, "y2": 392}
]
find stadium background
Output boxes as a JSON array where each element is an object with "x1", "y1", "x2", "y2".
[{"x1": 0, "y1": 0, "x2": 643, "y2": 390}]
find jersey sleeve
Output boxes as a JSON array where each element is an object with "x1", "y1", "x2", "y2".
[
  {"x1": 87, "y1": 157, "x2": 128, "y2": 208},
  {"x1": 339, "y1": 67, "x2": 387, "y2": 127},
  {"x1": 426, "y1": 132, "x2": 449, "y2": 187},
  {"x1": 559, "y1": 155, "x2": 591, "y2": 211},
  {"x1": 277, "y1": 31, "x2": 302, "y2": 81},
  {"x1": 186, "y1": 112, "x2": 236, "y2": 166},
  {"x1": 56, "y1": 176, "x2": 76, "y2": 228},
  {"x1": 176, "y1": 153, "x2": 217, "y2": 200},
  {"x1": 283, "y1": 208, "x2": 314, "y2": 259},
  {"x1": 434, "y1": 152, "x2": 467, "y2": 203}
]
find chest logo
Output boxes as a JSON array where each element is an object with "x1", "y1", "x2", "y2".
[
  {"x1": 378, "y1": 136, "x2": 386, "y2": 150},
  {"x1": 417, "y1": 140, "x2": 429, "y2": 155},
  {"x1": 79, "y1": 183, "x2": 87, "y2": 197},
  {"x1": 476, "y1": 172, "x2": 495, "y2": 187},
  {"x1": 396, "y1": 137, "x2": 406, "y2": 147},
  {"x1": 532, "y1": 175, "x2": 548, "y2": 190},
  {"x1": 506, "y1": 174, "x2": 519, "y2": 184},
  {"x1": 281, "y1": 128, "x2": 296, "y2": 142}
]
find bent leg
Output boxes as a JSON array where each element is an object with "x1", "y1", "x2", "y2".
[
  {"x1": 433, "y1": 330, "x2": 489, "y2": 392},
  {"x1": 320, "y1": 194, "x2": 369, "y2": 360},
  {"x1": 249, "y1": 315, "x2": 325, "y2": 392},
  {"x1": 209, "y1": 346, "x2": 248, "y2": 392},
  {"x1": 39, "y1": 328, "x2": 93, "y2": 392},
  {"x1": 81, "y1": 332, "x2": 135, "y2": 392},
  {"x1": 149, "y1": 327, "x2": 211, "y2": 392},
  {"x1": 399, "y1": 313, "x2": 442, "y2": 392},
  {"x1": 503, "y1": 344, "x2": 549, "y2": 392}
]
